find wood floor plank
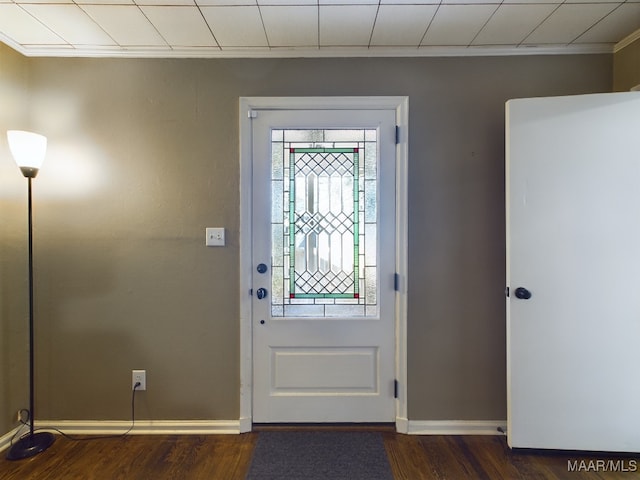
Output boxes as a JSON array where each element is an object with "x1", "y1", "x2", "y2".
[
  {"x1": 383, "y1": 431, "x2": 434, "y2": 479},
  {"x1": 456, "y1": 435, "x2": 522, "y2": 480},
  {"x1": 1, "y1": 431, "x2": 638, "y2": 479},
  {"x1": 0, "y1": 434, "x2": 257, "y2": 480}
]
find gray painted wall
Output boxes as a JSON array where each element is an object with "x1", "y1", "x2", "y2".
[
  {"x1": 1, "y1": 52, "x2": 611, "y2": 433},
  {"x1": 0, "y1": 43, "x2": 31, "y2": 437},
  {"x1": 614, "y1": 38, "x2": 640, "y2": 91}
]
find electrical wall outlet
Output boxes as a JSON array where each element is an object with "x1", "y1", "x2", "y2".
[{"x1": 132, "y1": 370, "x2": 146, "y2": 391}]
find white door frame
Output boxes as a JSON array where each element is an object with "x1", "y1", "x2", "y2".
[{"x1": 238, "y1": 97, "x2": 409, "y2": 433}]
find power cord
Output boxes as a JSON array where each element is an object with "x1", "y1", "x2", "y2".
[
  {"x1": 8, "y1": 409, "x2": 31, "y2": 447},
  {"x1": 10, "y1": 382, "x2": 141, "y2": 445}
]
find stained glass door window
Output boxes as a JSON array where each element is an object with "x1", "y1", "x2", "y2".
[{"x1": 271, "y1": 129, "x2": 378, "y2": 317}]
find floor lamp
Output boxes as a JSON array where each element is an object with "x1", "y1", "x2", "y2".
[{"x1": 6, "y1": 130, "x2": 55, "y2": 461}]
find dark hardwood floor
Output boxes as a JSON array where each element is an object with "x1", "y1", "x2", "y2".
[{"x1": 2, "y1": 429, "x2": 639, "y2": 479}]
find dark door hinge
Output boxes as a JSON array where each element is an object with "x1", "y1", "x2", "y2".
[
  {"x1": 394, "y1": 379, "x2": 399, "y2": 399},
  {"x1": 395, "y1": 125, "x2": 400, "y2": 145},
  {"x1": 394, "y1": 273, "x2": 400, "y2": 292},
  {"x1": 505, "y1": 287, "x2": 509, "y2": 297}
]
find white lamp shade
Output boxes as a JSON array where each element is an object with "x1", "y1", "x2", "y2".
[{"x1": 7, "y1": 130, "x2": 47, "y2": 170}]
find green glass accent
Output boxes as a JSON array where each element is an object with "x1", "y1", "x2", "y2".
[
  {"x1": 353, "y1": 149, "x2": 360, "y2": 297},
  {"x1": 292, "y1": 293, "x2": 358, "y2": 299},
  {"x1": 293, "y1": 147, "x2": 357, "y2": 153},
  {"x1": 289, "y1": 147, "x2": 360, "y2": 299},
  {"x1": 289, "y1": 148, "x2": 296, "y2": 299}
]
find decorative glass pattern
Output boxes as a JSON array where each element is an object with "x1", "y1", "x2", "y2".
[
  {"x1": 289, "y1": 147, "x2": 359, "y2": 299},
  {"x1": 271, "y1": 129, "x2": 378, "y2": 317}
]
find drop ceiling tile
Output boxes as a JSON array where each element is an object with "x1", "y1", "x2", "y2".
[
  {"x1": 319, "y1": 5, "x2": 378, "y2": 46},
  {"x1": 200, "y1": 6, "x2": 267, "y2": 47},
  {"x1": 136, "y1": 0, "x2": 196, "y2": 5},
  {"x1": 195, "y1": 0, "x2": 256, "y2": 3},
  {"x1": 441, "y1": 0, "x2": 500, "y2": 4},
  {"x1": 524, "y1": 3, "x2": 619, "y2": 44},
  {"x1": 472, "y1": 4, "x2": 557, "y2": 45},
  {"x1": 371, "y1": 4, "x2": 438, "y2": 46},
  {"x1": 81, "y1": 5, "x2": 166, "y2": 46},
  {"x1": 196, "y1": 0, "x2": 257, "y2": 4},
  {"x1": 14, "y1": 0, "x2": 73, "y2": 4},
  {"x1": 380, "y1": 0, "x2": 439, "y2": 3},
  {"x1": 261, "y1": 6, "x2": 318, "y2": 47},
  {"x1": 21, "y1": 4, "x2": 116, "y2": 45},
  {"x1": 574, "y1": 2, "x2": 640, "y2": 43},
  {"x1": 0, "y1": 4, "x2": 65, "y2": 44},
  {"x1": 501, "y1": 0, "x2": 560, "y2": 3},
  {"x1": 1, "y1": 0, "x2": 637, "y2": 56},
  {"x1": 421, "y1": 4, "x2": 498, "y2": 46},
  {"x1": 320, "y1": 0, "x2": 378, "y2": 4},
  {"x1": 141, "y1": 6, "x2": 217, "y2": 46},
  {"x1": 75, "y1": 0, "x2": 133, "y2": 4},
  {"x1": 197, "y1": 0, "x2": 292, "y2": 3},
  {"x1": 564, "y1": 0, "x2": 621, "y2": 3},
  {"x1": 258, "y1": 0, "x2": 316, "y2": 4}
]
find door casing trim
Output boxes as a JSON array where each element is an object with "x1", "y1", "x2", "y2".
[{"x1": 238, "y1": 96, "x2": 408, "y2": 432}]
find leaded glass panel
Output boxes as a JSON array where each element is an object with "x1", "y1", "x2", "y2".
[{"x1": 271, "y1": 129, "x2": 377, "y2": 318}]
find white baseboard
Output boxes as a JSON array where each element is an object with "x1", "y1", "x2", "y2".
[
  {"x1": 239, "y1": 417, "x2": 252, "y2": 433},
  {"x1": 2, "y1": 419, "x2": 506, "y2": 449},
  {"x1": 395, "y1": 416, "x2": 409, "y2": 434},
  {"x1": 407, "y1": 420, "x2": 507, "y2": 435},
  {"x1": 0, "y1": 426, "x2": 23, "y2": 453},
  {"x1": 33, "y1": 420, "x2": 242, "y2": 436}
]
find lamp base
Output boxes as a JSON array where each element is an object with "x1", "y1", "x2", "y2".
[{"x1": 6, "y1": 432, "x2": 55, "y2": 461}]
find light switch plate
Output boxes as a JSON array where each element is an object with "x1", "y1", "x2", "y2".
[{"x1": 206, "y1": 227, "x2": 225, "y2": 246}]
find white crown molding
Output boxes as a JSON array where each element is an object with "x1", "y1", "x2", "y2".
[
  {"x1": 407, "y1": 420, "x2": 507, "y2": 435},
  {"x1": 3, "y1": 40, "x2": 614, "y2": 59},
  {"x1": 614, "y1": 28, "x2": 640, "y2": 53}
]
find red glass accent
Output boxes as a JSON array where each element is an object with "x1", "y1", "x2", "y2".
[
  {"x1": 290, "y1": 293, "x2": 295, "y2": 298},
  {"x1": 354, "y1": 293, "x2": 359, "y2": 299}
]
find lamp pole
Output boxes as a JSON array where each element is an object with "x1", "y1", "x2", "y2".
[
  {"x1": 27, "y1": 175, "x2": 35, "y2": 441},
  {"x1": 6, "y1": 131, "x2": 55, "y2": 461}
]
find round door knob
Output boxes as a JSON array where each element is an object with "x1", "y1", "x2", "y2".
[
  {"x1": 260, "y1": 320, "x2": 265, "y2": 325},
  {"x1": 257, "y1": 263, "x2": 268, "y2": 274},
  {"x1": 515, "y1": 287, "x2": 532, "y2": 300},
  {"x1": 256, "y1": 288, "x2": 268, "y2": 299}
]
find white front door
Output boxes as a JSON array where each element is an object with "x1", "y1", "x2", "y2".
[
  {"x1": 506, "y1": 92, "x2": 640, "y2": 452},
  {"x1": 250, "y1": 107, "x2": 397, "y2": 423}
]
